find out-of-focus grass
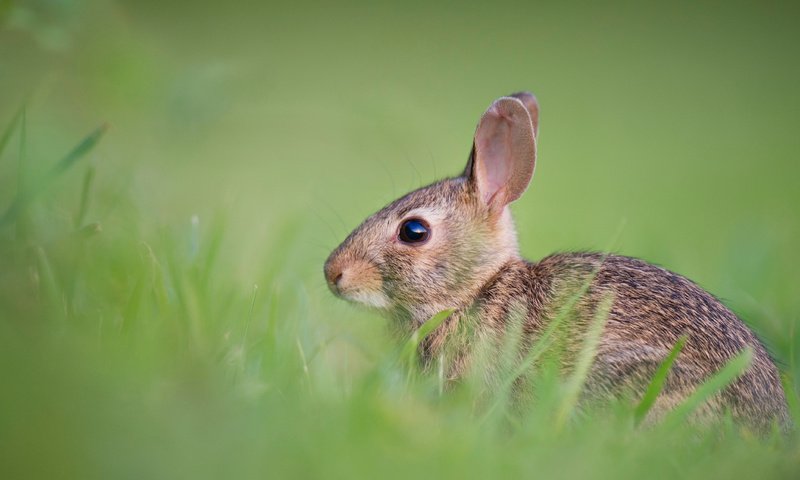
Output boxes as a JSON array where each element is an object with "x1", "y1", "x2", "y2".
[{"x1": 1, "y1": 0, "x2": 800, "y2": 478}]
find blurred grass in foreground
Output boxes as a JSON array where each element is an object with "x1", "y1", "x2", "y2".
[{"x1": 1, "y1": 0, "x2": 800, "y2": 478}]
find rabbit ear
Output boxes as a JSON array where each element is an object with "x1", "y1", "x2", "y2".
[
  {"x1": 465, "y1": 96, "x2": 537, "y2": 209},
  {"x1": 509, "y1": 91, "x2": 539, "y2": 138}
]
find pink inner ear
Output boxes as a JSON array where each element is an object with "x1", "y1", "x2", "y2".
[
  {"x1": 473, "y1": 99, "x2": 534, "y2": 208},
  {"x1": 475, "y1": 114, "x2": 512, "y2": 204}
]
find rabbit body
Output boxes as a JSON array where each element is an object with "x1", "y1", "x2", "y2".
[
  {"x1": 424, "y1": 249, "x2": 789, "y2": 430},
  {"x1": 325, "y1": 93, "x2": 790, "y2": 431}
]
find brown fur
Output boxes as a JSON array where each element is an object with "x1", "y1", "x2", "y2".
[{"x1": 324, "y1": 93, "x2": 790, "y2": 432}]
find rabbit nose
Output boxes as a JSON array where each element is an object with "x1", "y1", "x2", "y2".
[
  {"x1": 330, "y1": 272, "x2": 344, "y2": 292},
  {"x1": 324, "y1": 260, "x2": 344, "y2": 294}
]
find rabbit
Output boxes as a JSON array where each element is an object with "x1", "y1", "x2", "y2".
[{"x1": 324, "y1": 92, "x2": 790, "y2": 432}]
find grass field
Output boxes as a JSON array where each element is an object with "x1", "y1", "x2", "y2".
[{"x1": 1, "y1": 0, "x2": 800, "y2": 478}]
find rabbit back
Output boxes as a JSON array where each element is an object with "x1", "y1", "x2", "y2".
[{"x1": 423, "y1": 253, "x2": 790, "y2": 431}]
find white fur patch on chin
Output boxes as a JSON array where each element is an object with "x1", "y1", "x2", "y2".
[{"x1": 345, "y1": 290, "x2": 391, "y2": 309}]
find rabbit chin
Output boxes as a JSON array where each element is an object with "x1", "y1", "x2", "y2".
[{"x1": 342, "y1": 289, "x2": 391, "y2": 310}]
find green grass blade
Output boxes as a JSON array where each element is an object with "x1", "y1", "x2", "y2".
[
  {"x1": 779, "y1": 373, "x2": 800, "y2": 430},
  {"x1": 75, "y1": 166, "x2": 96, "y2": 229},
  {"x1": 662, "y1": 346, "x2": 753, "y2": 428},
  {"x1": 555, "y1": 292, "x2": 614, "y2": 430},
  {"x1": 120, "y1": 273, "x2": 145, "y2": 333},
  {"x1": 0, "y1": 123, "x2": 107, "y2": 227},
  {"x1": 481, "y1": 255, "x2": 613, "y2": 423},
  {"x1": 198, "y1": 212, "x2": 227, "y2": 291},
  {"x1": 400, "y1": 309, "x2": 453, "y2": 368},
  {"x1": 238, "y1": 283, "x2": 260, "y2": 372},
  {"x1": 34, "y1": 245, "x2": 64, "y2": 324},
  {"x1": 17, "y1": 108, "x2": 27, "y2": 195},
  {"x1": 634, "y1": 334, "x2": 688, "y2": 425},
  {"x1": 46, "y1": 123, "x2": 108, "y2": 179},
  {"x1": 0, "y1": 107, "x2": 23, "y2": 160}
]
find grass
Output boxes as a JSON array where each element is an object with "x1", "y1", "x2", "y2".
[
  {"x1": 0, "y1": 90, "x2": 797, "y2": 480},
  {"x1": 2, "y1": 1, "x2": 800, "y2": 479},
  {"x1": 634, "y1": 335, "x2": 688, "y2": 425}
]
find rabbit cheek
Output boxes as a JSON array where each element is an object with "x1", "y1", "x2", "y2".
[{"x1": 383, "y1": 248, "x2": 451, "y2": 307}]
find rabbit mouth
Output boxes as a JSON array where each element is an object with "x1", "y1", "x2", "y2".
[{"x1": 339, "y1": 289, "x2": 391, "y2": 309}]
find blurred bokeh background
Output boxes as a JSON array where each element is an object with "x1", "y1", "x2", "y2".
[{"x1": 1, "y1": 0, "x2": 799, "y2": 478}]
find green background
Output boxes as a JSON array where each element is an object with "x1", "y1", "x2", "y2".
[{"x1": 1, "y1": 0, "x2": 799, "y2": 478}]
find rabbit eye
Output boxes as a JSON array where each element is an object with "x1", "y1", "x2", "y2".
[{"x1": 398, "y1": 219, "x2": 430, "y2": 244}]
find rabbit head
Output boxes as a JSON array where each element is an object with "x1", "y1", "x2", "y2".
[{"x1": 325, "y1": 93, "x2": 539, "y2": 324}]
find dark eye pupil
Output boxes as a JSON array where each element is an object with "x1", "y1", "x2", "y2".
[{"x1": 399, "y1": 220, "x2": 429, "y2": 243}]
